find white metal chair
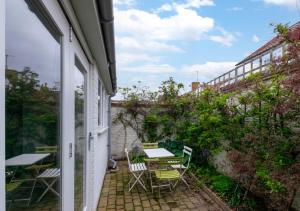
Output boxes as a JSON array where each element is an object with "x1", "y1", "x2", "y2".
[
  {"x1": 36, "y1": 168, "x2": 60, "y2": 202},
  {"x1": 125, "y1": 148, "x2": 147, "y2": 191},
  {"x1": 171, "y1": 146, "x2": 192, "y2": 188}
]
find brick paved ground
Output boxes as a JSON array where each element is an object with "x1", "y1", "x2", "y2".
[{"x1": 97, "y1": 161, "x2": 224, "y2": 211}]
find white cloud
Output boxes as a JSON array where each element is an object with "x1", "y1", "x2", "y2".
[
  {"x1": 114, "y1": 0, "x2": 135, "y2": 6},
  {"x1": 180, "y1": 0, "x2": 215, "y2": 8},
  {"x1": 155, "y1": 4, "x2": 173, "y2": 13},
  {"x1": 182, "y1": 61, "x2": 237, "y2": 82},
  {"x1": 115, "y1": 7, "x2": 214, "y2": 41},
  {"x1": 227, "y1": 6, "x2": 243, "y2": 11},
  {"x1": 121, "y1": 64, "x2": 175, "y2": 73},
  {"x1": 209, "y1": 28, "x2": 238, "y2": 47},
  {"x1": 252, "y1": 35, "x2": 260, "y2": 43},
  {"x1": 155, "y1": 0, "x2": 214, "y2": 13},
  {"x1": 116, "y1": 36, "x2": 184, "y2": 52},
  {"x1": 117, "y1": 53, "x2": 160, "y2": 66},
  {"x1": 263, "y1": 0, "x2": 297, "y2": 7}
]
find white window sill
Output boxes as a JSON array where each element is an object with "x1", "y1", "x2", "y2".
[{"x1": 97, "y1": 127, "x2": 109, "y2": 135}]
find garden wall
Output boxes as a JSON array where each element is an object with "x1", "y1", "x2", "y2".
[
  {"x1": 111, "y1": 102, "x2": 141, "y2": 160},
  {"x1": 111, "y1": 99, "x2": 300, "y2": 210}
]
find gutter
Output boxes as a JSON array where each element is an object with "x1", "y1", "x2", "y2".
[{"x1": 96, "y1": 0, "x2": 117, "y2": 95}]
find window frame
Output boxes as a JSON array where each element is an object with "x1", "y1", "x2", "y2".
[
  {"x1": 0, "y1": 0, "x2": 5, "y2": 209},
  {"x1": 98, "y1": 79, "x2": 102, "y2": 127}
]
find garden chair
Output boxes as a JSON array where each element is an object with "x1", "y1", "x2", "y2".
[
  {"x1": 142, "y1": 142, "x2": 158, "y2": 149},
  {"x1": 171, "y1": 146, "x2": 193, "y2": 188},
  {"x1": 36, "y1": 168, "x2": 60, "y2": 202},
  {"x1": 6, "y1": 179, "x2": 36, "y2": 208},
  {"x1": 143, "y1": 143, "x2": 159, "y2": 162},
  {"x1": 150, "y1": 157, "x2": 182, "y2": 197},
  {"x1": 125, "y1": 148, "x2": 147, "y2": 191}
]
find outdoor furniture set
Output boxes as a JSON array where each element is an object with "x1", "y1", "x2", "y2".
[
  {"x1": 125, "y1": 143, "x2": 193, "y2": 197},
  {"x1": 5, "y1": 146, "x2": 59, "y2": 208}
]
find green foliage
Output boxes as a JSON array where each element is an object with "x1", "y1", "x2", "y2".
[
  {"x1": 115, "y1": 23, "x2": 300, "y2": 210},
  {"x1": 210, "y1": 175, "x2": 234, "y2": 196},
  {"x1": 256, "y1": 168, "x2": 285, "y2": 193},
  {"x1": 5, "y1": 68, "x2": 60, "y2": 158}
]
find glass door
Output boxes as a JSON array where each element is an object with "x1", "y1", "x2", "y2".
[
  {"x1": 5, "y1": 0, "x2": 61, "y2": 210},
  {"x1": 74, "y1": 60, "x2": 86, "y2": 211}
]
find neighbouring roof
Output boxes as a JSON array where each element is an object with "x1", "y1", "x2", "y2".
[{"x1": 236, "y1": 21, "x2": 300, "y2": 66}]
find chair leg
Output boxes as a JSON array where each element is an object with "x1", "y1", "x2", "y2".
[
  {"x1": 149, "y1": 171, "x2": 153, "y2": 193},
  {"x1": 129, "y1": 171, "x2": 147, "y2": 192},
  {"x1": 37, "y1": 178, "x2": 58, "y2": 202},
  {"x1": 181, "y1": 177, "x2": 190, "y2": 189},
  {"x1": 27, "y1": 179, "x2": 37, "y2": 207}
]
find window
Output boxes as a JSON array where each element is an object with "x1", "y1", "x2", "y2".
[
  {"x1": 273, "y1": 47, "x2": 283, "y2": 60},
  {"x1": 5, "y1": 0, "x2": 61, "y2": 209},
  {"x1": 102, "y1": 87, "x2": 106, "y2": 127},
  {"x1": 98, "y1": 79, "x2": 102, "y2": 126}
]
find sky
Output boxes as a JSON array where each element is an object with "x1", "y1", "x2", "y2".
[{"x1": 113, "y1": 0, "x2": 300, "y2": 97}]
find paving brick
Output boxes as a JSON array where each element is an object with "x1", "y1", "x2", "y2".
[{"x1": 97, "y1": 161, "x2": 226, "y2": 211}]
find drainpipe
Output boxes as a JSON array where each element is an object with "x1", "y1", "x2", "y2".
[{"x1": 107, "y1": 97, "x2": 117, "y2": 169}]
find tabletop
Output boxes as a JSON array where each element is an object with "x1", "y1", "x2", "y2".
[
  {"x1": 6, "y1": 153, "x2": 50, "y2": 167},
  {"x1": 144, "y1": 148, "x2": 174, "y2": 158}
]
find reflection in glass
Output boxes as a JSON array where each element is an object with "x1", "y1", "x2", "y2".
[
  {"x1": 74, "y1": 65, "x2": 86, "y2": 211},
  {"x1": 5, "y1": 0, "x2": 61, "y2": 210}
]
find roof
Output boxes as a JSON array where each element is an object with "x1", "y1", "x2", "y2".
[{"x1": 236, "y1": 21, "x2": 300, "y2": 66}]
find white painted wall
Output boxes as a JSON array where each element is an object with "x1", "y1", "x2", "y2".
[
  {"x1": 0, "y1": 0, "x2": 5, "y2": 209},
  {"x1": 89, "y1": 63, "x2": 110, "y2": 210}
]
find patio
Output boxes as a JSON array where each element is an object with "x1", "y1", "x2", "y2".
[{"x1": 97, "y1": 161, "x2": 225, "y2": 211}]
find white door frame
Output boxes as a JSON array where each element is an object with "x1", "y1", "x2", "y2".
[
  {"x1": 41, "y1": 1, "x2": 74, "y2": 210},
  {"x1": 0, "y1": 0, "x2": 5, "y2": 210},
  {"x1": 43, "y1": 1, "x2": 92, "y2": 210},
  {"x1": 71, "y1": 34, "x2": 91, "y2": 211}
]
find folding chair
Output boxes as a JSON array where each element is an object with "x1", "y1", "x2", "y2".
[
  {"x1": 171, "y1": 146, "x2": 193, "y2": 188},
  {"x1": 6, "y1": 172, "x2": 36, "y2": 208},
  {"x1": 6, "y1": 181, "x2": 25, "y2": 209},
  {"x1": 125, "y1": 148, "x2": 147, "y2": 191},
  {"x1": 142, "y1": 143, "x2": 158, "y2": 149},
  {"x1": 36, "y1": 168, "x2": 60, "y2": 202},
  {"x1": 150, "y1": 157, "x2": 182, "y2": 197}
]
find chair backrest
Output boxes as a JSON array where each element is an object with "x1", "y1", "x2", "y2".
[
  {"x1": 158, "y1": 157, "x2": 183, "y2": 169},
  {"x1": 182, "y1": 146, "x2": 192, "y2": 167},
  {"x1": 124, "y1": 148, "x2": 131, "y2": 167},
  {"x1": 35, "y1": 146, "x2": 58, "y2": 154},
  {"x1": 142, "y1": 143, "x2": 158, "y2": 149}
]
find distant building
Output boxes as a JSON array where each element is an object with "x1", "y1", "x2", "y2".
[{"x1": 206, "y1": 21, "x2": 300, "y2": 88}]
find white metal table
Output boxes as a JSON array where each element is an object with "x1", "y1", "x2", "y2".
[
  {"x1": 5, "y1": 153, "x2": 52, "y2": 204},
  {"x1": 6, "y1": 153, "x2": 50, "y2": 167},
  {"x1": 144, "y1": 148, "x2": 174, "y2": 158}
]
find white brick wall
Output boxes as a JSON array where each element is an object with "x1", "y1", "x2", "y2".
[
  {"x1": 111, "y1": 106, "x2": 142, "y2": 159},
  {"x1": 89, "y1": 65, "x2": 109, "y2": 210}
]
